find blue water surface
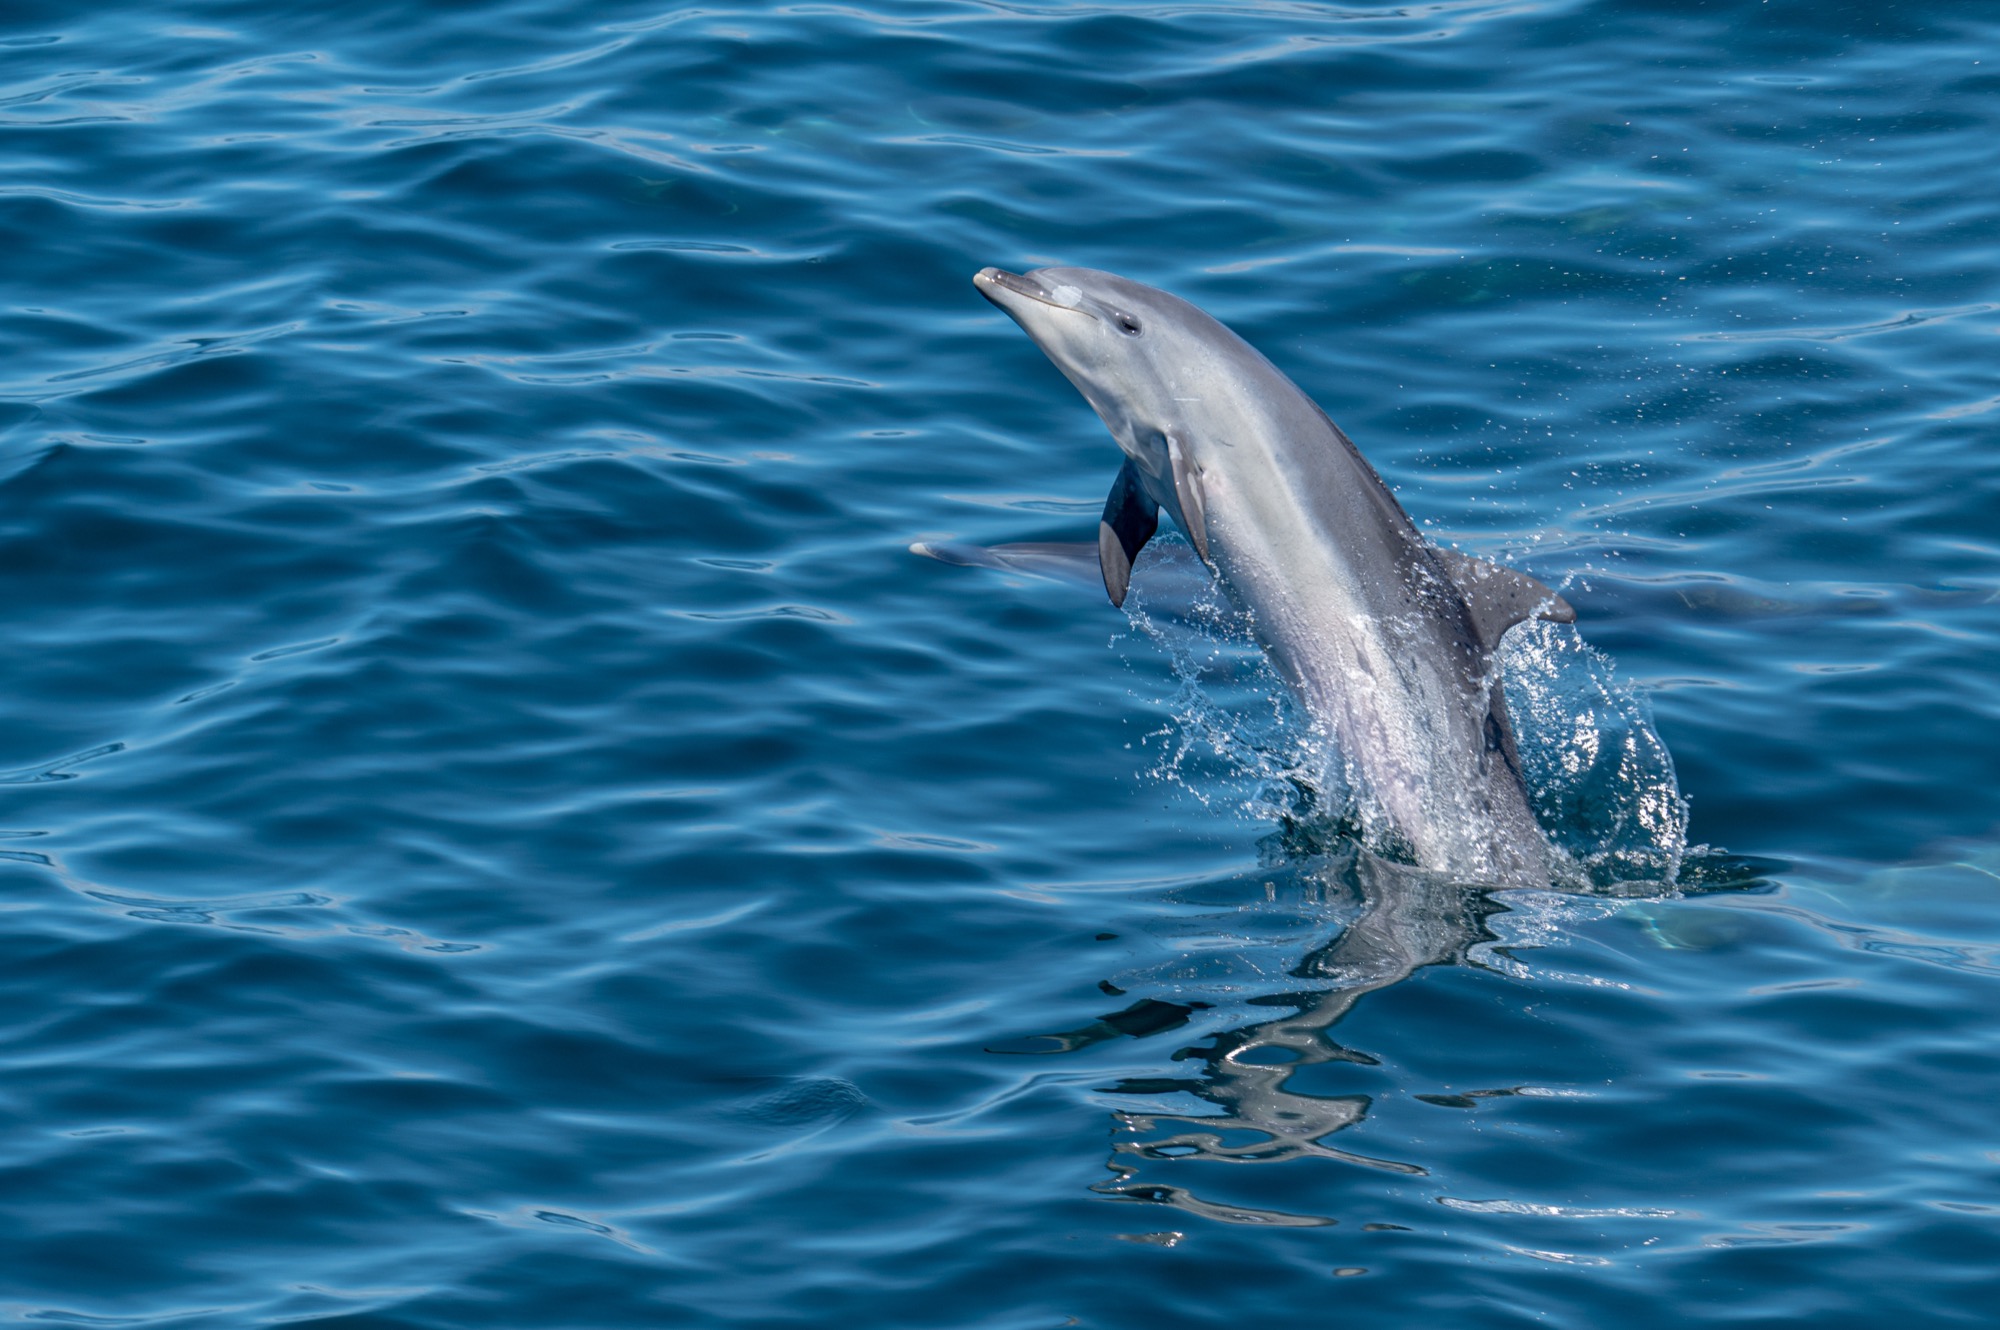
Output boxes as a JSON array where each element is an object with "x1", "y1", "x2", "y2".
[{"x1": 3, "y1": 1, "x2": 1999, "y2": 1325}]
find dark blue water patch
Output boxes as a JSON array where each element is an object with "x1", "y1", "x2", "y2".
[{"x1": 1, "y1": 0, "x2": 1999, "y2": 1326}]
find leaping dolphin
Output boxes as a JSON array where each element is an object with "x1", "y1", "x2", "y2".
[{"x1": 972, "y1": 265, "x2": 1575, "y2": 885}]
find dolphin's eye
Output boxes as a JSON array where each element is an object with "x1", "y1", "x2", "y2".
[{"x1": 1114, "y1": 311, "x2": 1142, "y2": 336}]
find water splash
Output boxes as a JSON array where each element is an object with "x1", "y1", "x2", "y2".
[
  {"x1": 1123, "y1": 561, "x2": 1688, "y2": 887},
  {"x1": 1498, "y1": 619, "x2": 1689, "y2": 886},
  {"x1": 1121, "y1": 565, "x2": 1319, "y2": 821}
]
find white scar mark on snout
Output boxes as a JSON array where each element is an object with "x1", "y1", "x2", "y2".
[{"x1": 1049, "y1": 284, "x2": 1082, "y2": 307}]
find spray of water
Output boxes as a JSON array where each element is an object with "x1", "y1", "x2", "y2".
[
  {"x1": 1120, "y1": 565, "x2": 1689, "y2": 889},
  {"x1": 1498, "y1": 619, "x2": 1689, "y2": 886}
]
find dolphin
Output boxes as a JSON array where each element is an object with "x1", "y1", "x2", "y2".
[{"x1": 972, "y1": 265, "x2": 1575, "y2": 884}]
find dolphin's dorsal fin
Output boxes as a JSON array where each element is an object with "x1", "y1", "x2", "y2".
[
  {"x1": 1430, "y1": 545, "x2": 1576, "y2": 653},
  {"x1": 1099, "y1": 458, "x2": 1160, "y2": 608}
]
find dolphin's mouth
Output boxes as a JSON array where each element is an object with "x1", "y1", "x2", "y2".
[{"x1": 974, "y1": 267, "x2": 1094, "y2": 317}]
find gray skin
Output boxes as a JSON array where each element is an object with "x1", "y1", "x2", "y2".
[{"x1": 974, "y1": 265, "x2": 1575, "y2": 885}]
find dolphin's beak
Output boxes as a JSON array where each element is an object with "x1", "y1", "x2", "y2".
[
  {"x1": 974, "y1": 267, "x2": 1036, "y2": 304},
  {"x1": 974, "y1": 267, "x2": 1093, "y2": 317}
]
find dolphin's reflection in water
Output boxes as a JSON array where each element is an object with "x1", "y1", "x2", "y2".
[
  {"x1": 1005, "y1": 843, "x2": 1771, "y2": 1229},
  {"x1": 1107, "y1": 853, "x2": 1467, "y2": 1178},
  {"x1": 1092, "y1": 850, "x2": 1476, "y2": 1226}
]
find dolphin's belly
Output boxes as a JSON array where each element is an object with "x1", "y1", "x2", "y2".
[{"x1": 1207, "y1": 471, "x2": 1547, "y2": 883}]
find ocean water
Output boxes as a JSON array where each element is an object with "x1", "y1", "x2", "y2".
[{"x1": 3, "y1": 1, "x2": 1999, "y2": 1325}]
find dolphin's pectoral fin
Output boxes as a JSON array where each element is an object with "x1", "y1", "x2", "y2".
[
  {"x1": 1430, "y1": 546, "x2": 1576, "y2": 654},
  {"x1": 1098, "y1": 458, "x2": 1160, "y2": 608},
  {"x1": 1165, "y1": 433, "x2": 1211, "y2": 564}
]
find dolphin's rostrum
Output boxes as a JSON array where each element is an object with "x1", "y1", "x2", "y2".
[{"x1": 973, "y1": 265, "x2": 1575, "y2": 884}]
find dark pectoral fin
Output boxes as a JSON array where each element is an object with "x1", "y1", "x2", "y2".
[
  {"x1": 1098, "y1": 458, "x2": 1159, "y2": 608},
  {"x1": 1166, "y1": 433, "x2": 1211, "y2": 564},
  {"x1": 1430, "y1": 545, "x2": 1576, "y2": 654}
]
